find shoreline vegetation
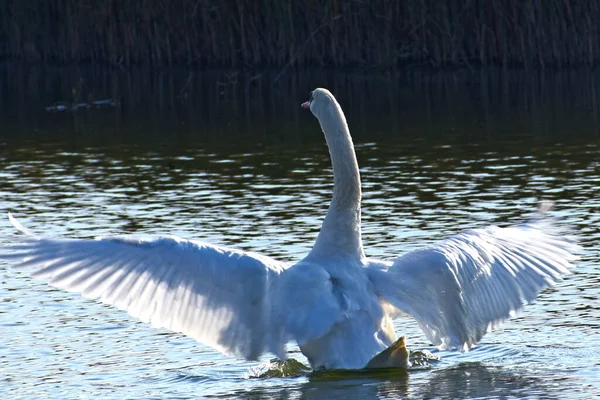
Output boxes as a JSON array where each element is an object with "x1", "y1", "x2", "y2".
[{"x1": 1, "y1": 1, "x2": 599, "y2": 70}]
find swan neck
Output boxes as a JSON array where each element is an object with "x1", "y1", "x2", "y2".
[{"x1": 310, "y1": 100, "x2": 363, "y2": 259}]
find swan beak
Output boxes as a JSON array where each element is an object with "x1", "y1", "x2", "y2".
[{"x1": 301, "y1": 101, "x2": 310, "y2": 109}]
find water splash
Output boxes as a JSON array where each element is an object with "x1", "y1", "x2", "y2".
[
  {"x1": 246, "y1": 358, "x2": 312, "y2": 379},
  {"x1": 409, "y1": 349, "x2": 441, "y2": 368},
  {"x1": 245, "y1": 349, "x2": 441, "y2": 380}
]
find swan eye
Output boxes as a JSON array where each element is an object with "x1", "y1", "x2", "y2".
[{"x1": 309, "y1": 91, "x2": 314, "y2": 102}]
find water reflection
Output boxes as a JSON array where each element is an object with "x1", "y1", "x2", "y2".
[
  {"x1": 205, "y1": 362, "x2": 564, "y2": 399},
  {"x1": 1, "y1": 65, "x2": 600, "y2": 148},
  {"x1": 414, "y1": 363, "x2": 556, "y2": 399}
]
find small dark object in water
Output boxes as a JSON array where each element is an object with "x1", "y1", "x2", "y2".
[{"x1": 45, "y1": 99, "x2": 119, "y2": 112}]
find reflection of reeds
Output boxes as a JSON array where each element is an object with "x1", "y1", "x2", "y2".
[{"x1": 1, "y1": 1, "x2": 598, "y2": 68}]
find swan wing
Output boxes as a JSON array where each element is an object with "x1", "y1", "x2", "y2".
[
  {"x1": 367, "y1": 220, "x2": 578, "y2": 351},
  {"x1": 2, "y1": 215, "x2": 289, "y2": 360}
]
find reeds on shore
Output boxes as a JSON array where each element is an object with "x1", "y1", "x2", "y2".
[{"x1": 1, "y1": 0, "x2": 598, "y2": 68}]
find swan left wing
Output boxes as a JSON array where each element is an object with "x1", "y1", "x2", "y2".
[
  {"x1": 2, "y1": 215, "x2": 289, "y2": 360},
  {"x1": 366, "y1": 219, "x2": 578, "y2": 351}
]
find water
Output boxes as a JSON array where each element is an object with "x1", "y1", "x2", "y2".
[{"x1": 1, "y1": 66, "x2": 599, "y2": 399}]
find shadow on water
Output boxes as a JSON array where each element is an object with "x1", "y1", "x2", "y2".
[
  {"x1": 166, "y1": 345, "x2": 561, "y2": 399},
  {"x1": 199, "y1": 362, "x2": 560, "y2": 400}
]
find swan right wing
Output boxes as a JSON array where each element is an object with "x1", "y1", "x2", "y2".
[
  {"x1": 2, "y1": 215, "x2": 289, "y2": 360},
  {"x1": 367, "y1": 219, "x2": 579, "y2": 351}
]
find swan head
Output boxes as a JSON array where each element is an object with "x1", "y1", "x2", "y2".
[
  {"x1": 301, "y1": 88, "x2": 336, "y2": 119},
  {"x1": 301, "y1": 88, "x2": 350, "y2": 143}
]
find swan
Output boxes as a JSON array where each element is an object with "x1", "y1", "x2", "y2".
[{"x1": 2, "y1": 88, "x2": 578, "y2": 371}]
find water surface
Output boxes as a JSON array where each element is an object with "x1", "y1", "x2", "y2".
[{"x1": 1, "y1": 67, "x2": 599, "y2": 399}]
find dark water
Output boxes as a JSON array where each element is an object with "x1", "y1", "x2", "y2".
[{"x1": 0, "y1": 65, "x2": 599, "y2": 399}]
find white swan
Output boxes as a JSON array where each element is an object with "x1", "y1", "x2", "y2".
[{"x1": 3, "y1": 88, "x2": 578, "y2": 370}]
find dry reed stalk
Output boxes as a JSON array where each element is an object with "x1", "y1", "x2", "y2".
[{"x1": 0, "y1": 0, "x2": 597, "y2": 68}]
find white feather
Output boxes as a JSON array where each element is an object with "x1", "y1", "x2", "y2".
[
  {"x1": 366, "y1": 222, "x2": 578, "y2": 351},
  {"x1": 5, "y1": 234, "x2": 288, "y2": 360}
]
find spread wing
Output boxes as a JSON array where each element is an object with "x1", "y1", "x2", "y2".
[
  {"x1": 367, "y1": 219, "x2": 578, "y2": 351},
  {"x1": 2, "y1": 214, "x2": 289, "y2": 360}
]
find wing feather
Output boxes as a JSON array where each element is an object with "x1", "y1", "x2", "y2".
[
  {"x1": 367, "y1": 219, "x2": 578, "y2": 351},
  {"x1": 3, "y1": 217, "x2": 289, "y2": 361}
]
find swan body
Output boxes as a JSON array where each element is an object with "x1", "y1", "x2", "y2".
[{"x1": 2, "y1": 88, "x2": 578, "y2": 370}]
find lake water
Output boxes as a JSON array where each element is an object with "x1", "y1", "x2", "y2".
[{"x1": 0, "y1": 65, "x2": 599, "y2": 399}]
